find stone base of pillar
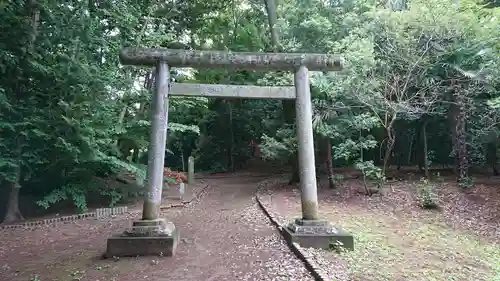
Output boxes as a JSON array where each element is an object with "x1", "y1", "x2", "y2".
[
  {"x1": 282, "y1": 218, "x2": 354, "y2": 251},
  {"x1": 105, "y1": 218, "x2": 179, "y2": 258}
]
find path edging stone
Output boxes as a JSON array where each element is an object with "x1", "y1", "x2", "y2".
[
  {"x1": 0, "y1": 206, "x2": 128, "y2": 230},
  {"x1": 255, "y1": 181, "x2": 330, "y2": 281},
  {"x1": 0, "y1": 184, "x2": 211, "y2": 231}
]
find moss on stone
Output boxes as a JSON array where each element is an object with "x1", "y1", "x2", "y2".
[
  {"x1": 301, "y1": 200, "x2": 319, "y2": 220},
  {"x1": 142, "y1": 201, "x2": 161, "y2": 220}
]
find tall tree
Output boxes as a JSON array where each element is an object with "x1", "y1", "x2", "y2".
[
  {"x1": 263, "y1": 0, "x2": 300, "y2": 184},
  {"x1": 2, "y1": 0, "x2": 40, "y2": 223}
]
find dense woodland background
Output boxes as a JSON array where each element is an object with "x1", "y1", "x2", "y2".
[{"x1": 1, "y1": 0, "x2": 499, "y2": 223}]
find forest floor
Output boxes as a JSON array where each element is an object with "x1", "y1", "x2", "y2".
[
  {"x1": 0, "y1": 172, "x2": 315, "y2": 281},
  {"x1": 259, "y1": 172, "x2": 500, "y2": 281}
]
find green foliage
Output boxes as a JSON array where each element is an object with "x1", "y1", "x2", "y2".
[
  {"x1": 458, "y1": 176, "x2": 475, "y2": 189},
  {"x1": 193, "y1": 0, "x2": 499, "y2": 184},
  {"x1": 330, "y1": 239, "x2": 350, "y2": 254},
  {"x1": 260, "y1": 127, "x2": 297, "y2": 161},
  {"x1": 415, "y1": 178, "x2": 439, "y2": 209},
  {"x1": 36, "y1": 157, "x2": 147, "y2": 212},
  {"x1": 37, "y1": 184, "x2": 88, "y2": 213},
  {"x1": 0, "y1": 0, "x2": 207, "y2": 218},
  {"x1": 355, "y1": 160, "x2": 384, "y2": 186}
]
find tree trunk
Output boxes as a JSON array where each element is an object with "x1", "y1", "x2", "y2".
[
  {"x1": 3, "y1": 140, "x2": 24, "y2": 224},
  {"x1": 263, "y1": 0, "x2": 299, "y2": 184},
  {"x1": 286, "y1": 103, "x2": 300, "y2": 184},
  {"x1": 416, "y1": 122, "x2": 424, "y2": 172},
  {"x1": 181, "y1": 137, "x2": 186, "y2": 172},
  {"x1": 395, "y1": 137, "x2": 402, "y2": 170},
  {"x1": 4, "y1": 183, "x2": 24, "y2": 224},
  {"x1": 3, "y1": 0, "x2": 40, "y2": 224},
  {"x1": 118, "y1": 105, "x2": 127, "y2": 125},
  {"x1": 448, "y1": 85, "x2": 469, "y2": 184},
  {"x1": 324, "y1": 138, "x2": 335, "y2": 189},
  {"x1": 407, "y1": 131, "x2": 414, "y2": 166},
  {"x1": 486, "y1": 141, "x2": 498, "y2": 176},
  {"x1": 382, "y1": 132, "x2": 395, "y2": 179},
  {"x1": 448, "y1": 97, "x2": 459, "y2": 173},
  {"x1": 451, "y1": 92, "x2": 469, "y2": 184},
  {"x1": 396, "y1": 128, "x2": 407, "y2": 170},
  {"x1": 314, "y1": 137, "x2": 322, "y2": 170},
  {"x1": 228, "y1": 101, "x2": 235, "y2": 172},
  {"x1": 422, "y1": 118, "x2": 430, "y2": 178},
  {"x1": 263, "y1": 0, "x2": 280, "y2": 52},
  {"x1": 114, "y1": 105, "x2": 128, "y2": 151},
  {"x1": 4, "y1": 178, "x2": 23, "y2": 222},
  {"x1": 132, "y1": 148, "x2": 140, "y2": 163}
]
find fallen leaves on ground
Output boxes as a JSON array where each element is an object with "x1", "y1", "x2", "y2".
[{"x1": 262, "y1": 174, "x2": 500, "y2": 281}]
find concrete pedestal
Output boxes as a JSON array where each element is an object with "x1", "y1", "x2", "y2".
[
  {"x1": 282, "y1": 219, "x2": 354, "y2": 250},
  {"x1": 105, "y1": 218, "x2": 179, "y2": 257}
]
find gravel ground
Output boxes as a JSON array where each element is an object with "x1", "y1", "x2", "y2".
[
  {"x1": 256, "y1": 182, "x2": 350, "y2": 281},
  {"x1": 0, "y1": 174, "x2": 315, "y2": 281},
  {"x1": 147, "y1": 175, "x2": 315, "y2": 281}
]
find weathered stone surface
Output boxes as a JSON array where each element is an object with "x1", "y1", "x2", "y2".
[
  {"x1": 188, "y1": 156, "x2": 195, "y2": 184},
  {"x1": 282, "y1": 220, "x2": 354, "y2": 251},
  {"x1": 170, "y1": 83, "x2": 296, "y2": 100},
  {"x1": 124, "y1": 218, "x2": 176, "y2": 237},
  {"x1": 294, "y1": 218, "x2": 328, "y2": 227},
  {"x1": 289, "y1": 219, "x2": 336, "y2": 234},
  {"x1": 294, "y1": 65, "x2": 320, "y2": 221},
  {"x1": 105, "y1": 229, "x2": 179, "y2": 257},
  {"x1": 105, "y1": 218, "x2": 179, "y2": 257},
  {"x1": 142, "y1": 61, "x2": 170, "y2": 221},
  {"x1": 120, "y1": 48, "x2": 343, "y2": 71}
]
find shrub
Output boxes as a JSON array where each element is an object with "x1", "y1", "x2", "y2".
[{"x1": 415, "y1": 178, "x2": 439, "y2": 209}]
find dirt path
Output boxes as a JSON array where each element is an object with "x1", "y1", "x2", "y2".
[{"x1": 0, "y1": 173, "x2": 313, "y2": 281}]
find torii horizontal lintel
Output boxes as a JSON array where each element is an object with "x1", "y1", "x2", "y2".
[
  {"x1": 120, "y1": 48, "x2": 343, "y2": 71},
  {"x1": 170, "y1": 83, "x2": 296, "y2": 100}
]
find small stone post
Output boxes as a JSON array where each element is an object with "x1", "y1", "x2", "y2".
[
  {"x1": 293, "y1": 65, "x2": 319, "y2": 221},
  {"x1": 142, "y1": 61, "x2": 170, "y2": 220},
  {"x1": 188, "y1": 156, "x2": 195, "y2": 184},
  {"x1": 179, "y1": 182, "x2": 185, "y2": 199}
]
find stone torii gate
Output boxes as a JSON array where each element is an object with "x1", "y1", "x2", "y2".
[{"x1": 105, "y1": 48, "x2": 354, "y2": 258}]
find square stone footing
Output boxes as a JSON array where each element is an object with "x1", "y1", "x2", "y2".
[
  {"x1": 282, "y1": 219, "x2": 354, "y2": 250},
  {"x1": 104, "y1": 218, "x2": 180, "y2": 258}
]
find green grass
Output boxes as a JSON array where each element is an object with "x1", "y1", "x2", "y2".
[{"x1": 323, "y1": 208, "x2": 500, "y2": 281}]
